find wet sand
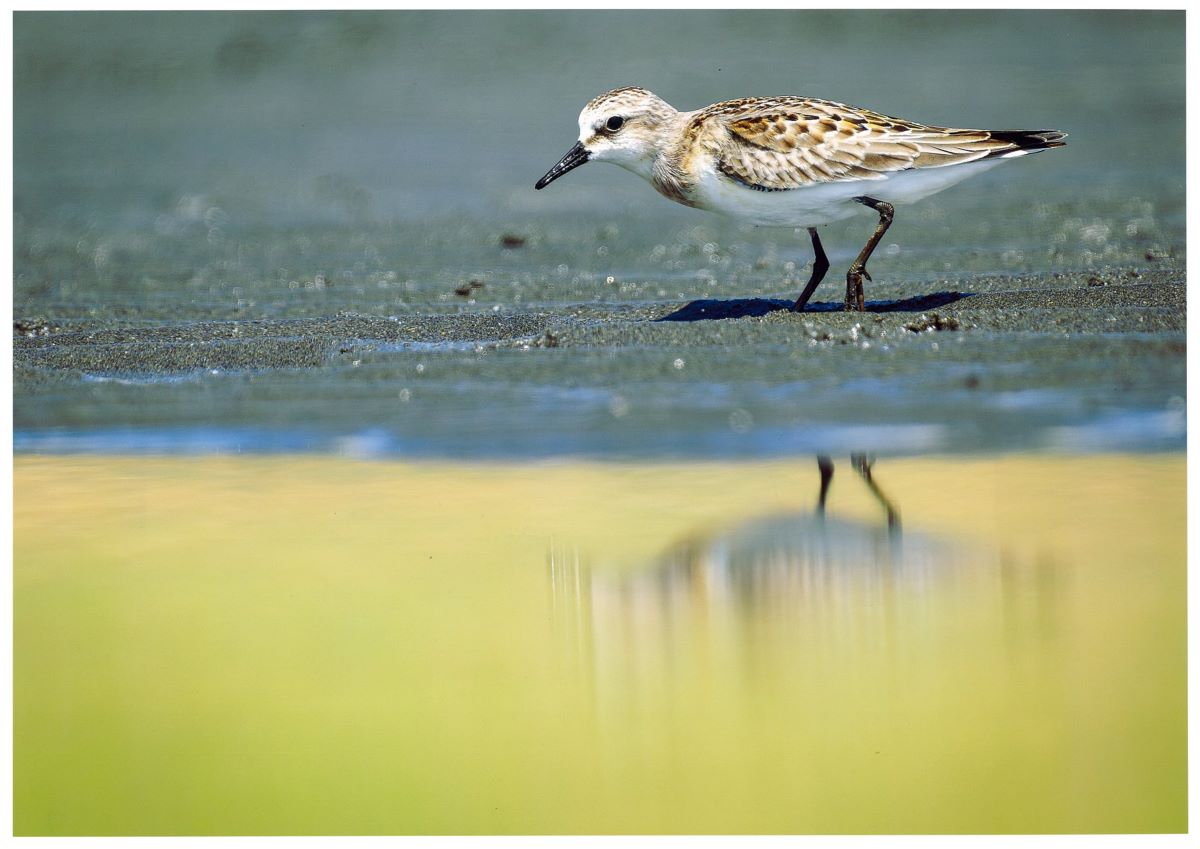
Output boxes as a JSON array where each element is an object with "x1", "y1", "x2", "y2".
[
  {"x1": 13, "y1": 268, "x2": 1185, "y2": 373},
  {"x1": 13, "y1": 10, "x2": 1186, "y2": 456},
  {"x1": 14, "y1": 266, "x2": 1185, "y2": 457}
]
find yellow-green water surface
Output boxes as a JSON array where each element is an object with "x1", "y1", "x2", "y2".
[{"x1": 14, "y1": 454, "x2": 1186, "y2": 834}]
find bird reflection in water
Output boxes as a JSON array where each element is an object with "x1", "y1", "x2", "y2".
[
  {"x1": 547, "y1": 456, "x2": 1060, "y2": 716},
  {"x1": 646, "y1": 454, "x2": 924, "y2": 621},
  {"x1": 548, "y1": 454, "x2": 927, "y2": 636}
]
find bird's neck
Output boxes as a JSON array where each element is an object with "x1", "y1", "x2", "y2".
[{"x1": 647, "y1": 112, "x2": 701, "y2": 206}]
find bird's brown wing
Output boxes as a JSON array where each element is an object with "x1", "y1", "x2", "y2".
[{"x1": 711, "y1": 97, "x2": 1021, "y2": 191}]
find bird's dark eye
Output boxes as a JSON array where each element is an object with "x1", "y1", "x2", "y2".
[{"x1": 606, "y1": 115, "x2": 625, "y2": 132}]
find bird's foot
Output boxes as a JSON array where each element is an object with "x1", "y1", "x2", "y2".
[{"x1": 845, "y1": 268, "x2": 867, "y2": 311}]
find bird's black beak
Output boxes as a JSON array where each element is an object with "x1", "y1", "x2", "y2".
[{"x1": 535, "y1": 141, "x2": 590, "y2": 190}]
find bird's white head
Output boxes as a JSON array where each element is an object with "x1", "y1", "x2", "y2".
[{"x1": 535, "y1": 87, "x2": 677, "y2": 189}]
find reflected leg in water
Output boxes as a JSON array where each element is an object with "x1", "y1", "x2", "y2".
[
  {"x1": 851, "y1": 453, "x2": 901, "y2": 531},
  {"x1": 816, "y1": 455, "x2": 834, "y2": 514},
  {"x1": 816, "y1": 454, "x2": 900, "y2": 532}
]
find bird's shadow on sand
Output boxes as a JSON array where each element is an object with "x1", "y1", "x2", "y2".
[{"x1": 656, "y1": 291, "x2": 970, "y2": 322}]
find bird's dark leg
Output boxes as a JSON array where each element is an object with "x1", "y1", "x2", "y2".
[
  {"x1": 845, "y1": 196, "x2": 894, "y2": 312},
  {"x1": 816, "y1": 455, "x2": 834, "y2": 514},
  {"x1": 850, "y1": 453, "x2": 900, "y2": 531},
  {"x1": 791, "y1": 227, "x2": 830, "y2": 312}
]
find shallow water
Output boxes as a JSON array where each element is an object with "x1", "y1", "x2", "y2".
[
  {"x1": 14, "y1": 455, "x2": 1185, "y2": 834},
  {"x1": 12, "y1": 275, "x2": 1187, "y2": 458}
]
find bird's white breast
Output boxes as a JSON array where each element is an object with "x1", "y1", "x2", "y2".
[{"x1": 686, "y1": 157, "x2": 1007, "y2": 228}]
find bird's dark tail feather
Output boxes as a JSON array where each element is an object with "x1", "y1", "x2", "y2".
[{"x1": 988, "y1": 129, "x2": 1068, "y2": 151}]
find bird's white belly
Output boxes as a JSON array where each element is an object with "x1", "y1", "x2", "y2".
[{"x1": 690, "y1": 159, "x2": 1006, "y2": 228}]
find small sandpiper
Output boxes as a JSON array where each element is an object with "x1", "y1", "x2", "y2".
[{"x1": 535, "y1": 87, "x2": 1066, "y2": 311}]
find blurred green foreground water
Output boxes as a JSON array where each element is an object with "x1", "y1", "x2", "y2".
[{"x1": 14, "y1": 455, "x2": 1185, "y2": 834}]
